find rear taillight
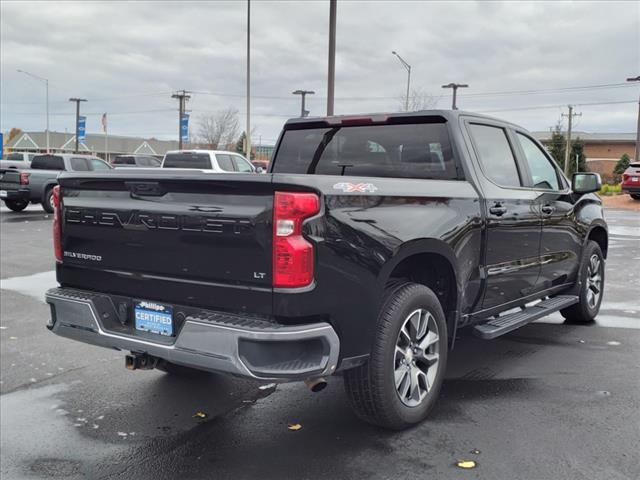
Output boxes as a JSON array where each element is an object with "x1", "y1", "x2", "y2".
[
  {"x1": 273, "y1": 191, "x2": 320, "y2": 288},
  {"x1": 52, "y1": 186, "x2": 62, "y2": 262},
  {"x1": 20, "y1": 172, "x2": 29, "y2": 185}
]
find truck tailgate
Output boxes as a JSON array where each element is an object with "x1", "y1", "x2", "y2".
[{"x1": 57, "y1": 171, "x2": 275, "y2": 314}]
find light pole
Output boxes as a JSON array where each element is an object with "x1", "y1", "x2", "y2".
[
  {"x1": 292, "y1": 90, "x2": 315, "y2": 117},
  {"x1": 246, "y1": 0, "x2": 251, "y2": 158},
  {"x1": 327, "y1": 0, "x2": 337, "y2": 116},
  {"x1": 441, "y1": 83, "x2": 469, "y2": 110},
  {"x1": 628, "y1": 76, "x2": 640, "y2": 163},
  {"x1": 17, "y1": 69, "x2": 49, "y2": 153},
  {"x1": 391, "y1": 51, "x2": 411, "y2": 111}
]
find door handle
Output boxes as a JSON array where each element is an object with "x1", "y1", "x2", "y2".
[
  {"x1": 489, "y1": 204, "x2": 507, "y2": 216},
  {"x1": 541, "y1": 204, "x2": 555, "y2": 215}
]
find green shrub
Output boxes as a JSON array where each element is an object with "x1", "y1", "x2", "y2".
[{"x1": 598, "y1": 183, "x2": 621, "y2": 196}]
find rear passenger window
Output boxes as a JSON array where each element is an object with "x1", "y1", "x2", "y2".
[
  {"x1": 31, "y1": 155, "x2": 65, "y2": 170},
  {"x1": 70, "y1": 158, "x2": 90, "y2": 171},
  {"x1": 516, "y1": 133, "x2": 560, "y2": 190},
  {"x1": 216, "y1": 155, "x2": 235, "y2": 172},
  {"x1": 113, "y1": 156, "x2": 135, "y2": 165},
  {"x1": 469, "y1": 124, "x2": 521, "y2": 187}
]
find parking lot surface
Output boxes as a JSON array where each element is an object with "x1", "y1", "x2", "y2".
[{"x1": 1, "y1": 204, "x2": 639, "y2": 480}]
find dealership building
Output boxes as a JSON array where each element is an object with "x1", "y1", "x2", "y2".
[{"x1": 3, "y1": 131, "x2": 178, "y2": 162}]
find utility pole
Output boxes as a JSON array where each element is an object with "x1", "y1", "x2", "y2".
[
  {"x1": 327, "y1": 0, "x2": 337, "y2": 116},
  {"x1": 627, "y1": 76, "x2": 640, "y2": 163},
  {"x1": 441, "y1": 83, "x2": 469, "y2": 110},
  {"x1": 562, "y1": 105, "x2": 581, "y2": 176},
  {"x1": 172, "y1": 90, "x2": 191, "y2": 150},
  {"x1": 68, "y1": 98, "x2": 87, "y2": 153},
  {"x1": 246, "y1": 0, "x2": 251, "y2": 158},
  {"x1": 292, "y1": 90, "x2": 315, "y2": 117},
  {"x1": 391, "y1": 51, "x2": 411, "y2": 111}
]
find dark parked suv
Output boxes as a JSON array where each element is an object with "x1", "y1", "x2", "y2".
[
  {"x1": 111, "y1": 155, "x2": 161, "y2": 168},
  {"x1": 45, "y1": 111, "x2": 607, "y2": 429}
]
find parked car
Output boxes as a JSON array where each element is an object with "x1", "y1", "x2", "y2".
[
  {"x1": 621, "y1": 161, "x2": 640, "y2": 200},
  {"x1": 111, "y1": 154, "x2": 161, "y2": 168},
  {"x1": 45, "y1": 110, "x2": 607, "y2": 429},
  {"x1": 161, "y1": 150, "x2": 256, "y2": 173},
  {"x1": 0, "y1": 153, "x2": 111, "y2": 213},
  {"x1": 1, "y1": 151, "x2": 38, "y2": 169}
]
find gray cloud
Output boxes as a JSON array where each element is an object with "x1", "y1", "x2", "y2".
[{"x1": 1, "y1": 0, "x2": 638, "y2": 144}]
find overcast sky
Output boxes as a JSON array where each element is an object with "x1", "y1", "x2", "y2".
[{"x1": 1, "y1": 0, "x2": 639, "y2": 145}]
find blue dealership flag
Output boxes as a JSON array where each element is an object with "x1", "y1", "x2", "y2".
[
  {"x1": 78, "y1": 116, "x2": 87, "y2": 141},
  {"x1": 180, "y1": 114, "x2": 189, "y2": 143}
]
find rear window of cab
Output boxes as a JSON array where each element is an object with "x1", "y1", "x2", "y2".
[{"x1": 272, "y1": 119, "x2": 459, "y2": 180}]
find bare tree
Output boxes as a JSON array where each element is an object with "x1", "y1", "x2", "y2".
[
  {"x1": 196, "y1": 107, "x2": 240, "y2": 148},
  {"x1": 398, "y1": 87, "x2": 437, "y2": 112}
]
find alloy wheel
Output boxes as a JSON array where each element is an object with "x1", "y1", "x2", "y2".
[
  {"x1": 586, "y1": 254, "x2": 602, "y2": 309},
  {"x1": 394, "y1": 308, "x2": 440, "y2": 407}
]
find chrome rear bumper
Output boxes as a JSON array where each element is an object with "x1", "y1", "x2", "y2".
[{"x1": 45, "y1": 287, "x2": 339, "y2": 380}]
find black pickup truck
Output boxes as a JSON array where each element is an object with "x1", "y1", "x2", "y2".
[{"x1": 45, "y1": 111, "x2": 607, "y2": 429}]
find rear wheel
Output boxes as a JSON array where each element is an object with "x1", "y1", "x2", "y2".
[
  {"x1": 344, "y1": 282, "x2": 448, "y2": 430},
  {"x1": 4, "y1": 199, "x2": 29, "y2": 212},
  {"x1": 561, "y1": 241, "x2": 605, "y2": 323},
  {"x1": 631, "y1": 194, "x2": 640, "y2": 200},
  {"x1": 42, "y1": 188, "x2": 55, "y2": 214}
]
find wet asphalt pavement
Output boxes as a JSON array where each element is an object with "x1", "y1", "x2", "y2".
[{"x1": 1, "y1": 205, "x2": 639, "y2": 480}]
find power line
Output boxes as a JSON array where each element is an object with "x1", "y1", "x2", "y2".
[
  {"x1": 477, "y1": 99, "x2": 636, "y2": 113},
  {"x1": 190, "y1": 82, "x2": 637, "y2": 102},
  {"x1": 1, "y1": 91, "x2": 173, "y2": 105}
]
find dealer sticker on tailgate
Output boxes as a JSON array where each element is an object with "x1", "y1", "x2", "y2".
[{"x1": 134, "y1": 300, "x2": 173, "y2": 336}]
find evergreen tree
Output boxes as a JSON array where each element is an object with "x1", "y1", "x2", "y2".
[
  {"x1": 545, "y1": 123, "x2": 587, "y2": 175},
  {"x1": 235, "y1": 132, "x2": 255, "y2": 159},
  {"x1": 547, "y1": 123, "x2": 565, "y2": 170},
  {"x1": 613, "y1": 153, "x2": 631, "y2": 175}
]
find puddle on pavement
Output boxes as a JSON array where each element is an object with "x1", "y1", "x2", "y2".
[
  {"x1": 0, "y1": 270, "x2": 56, "y2": 302},
  {"x1": 0, "y1": 383, "x2": 120, "y2": 479}
]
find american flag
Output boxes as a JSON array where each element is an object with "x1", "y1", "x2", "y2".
[{"x1": 101, "y1": 113, "x2": 107, "y2": 133}]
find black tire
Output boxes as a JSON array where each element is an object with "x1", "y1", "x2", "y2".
[
  {"x1": 42, "y1": 188, "x2": 55, "y2": 214},
  {"x1": 561, "y1": 241, "x2": 605, "y2": 323},
  {"x1": 155, "y1": 359, "x2": 210, "y2": 377},
  {"x1": 631, "y1": 194, "x2": 640, "y2": 200},
  {"x1": 344, "y1": 282, "x2": 448, "y2": 430},
  {"x1": 4, "y1": 199, "x2": 29, "y2": 212}
]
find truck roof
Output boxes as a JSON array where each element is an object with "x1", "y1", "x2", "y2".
[{"x1": 284, "y1": 109, "x2": 521, "y2": 129}]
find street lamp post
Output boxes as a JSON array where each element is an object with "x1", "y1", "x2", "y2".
[
  {"x1": 391, "y1": 51, "x2": 411, "y2": 111},
  {"x1": 292, "y1": 90, "x2": 315, "y2": 117},
  {"x1": 17, "y1": 69, "x2": 50, "y2": 153},
  {"x1": 441, "y1": 83, "x2": 469, "y2": 110},
  {"x1": 627, "y1": 76, "x2": 640, "y2": 163}
]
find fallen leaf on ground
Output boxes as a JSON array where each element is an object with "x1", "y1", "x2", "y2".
[
  {"x1": 287, "y1": 423, "x2": 302, "y2": 431},
  {"x1": 456, "y1": 460, "x2": 477, "y2": 469},
  {"x1": 193, "y1": 411, "x2": 208, "y2": 419}
]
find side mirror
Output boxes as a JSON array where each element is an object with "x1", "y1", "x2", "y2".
[
  {"x1": 572, "y1": 172, "x2": 601, "y2": 194},
  {"x1": 256, "y1": 167, "x2": 265, "y2": 174}
]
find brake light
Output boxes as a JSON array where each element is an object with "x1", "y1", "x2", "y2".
[
  {"x1": 622, "y1": 174, "x2": 629, "y2": 183},
  {"x1": 20, "y1": 172, "x2": 29, "y2": 185},
  {"x1": 273, "y1": 191, "x2": 320, "y2": 288},
  {"x1": 52, "y1": 186, "x2": 62, "y2": 262}
]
